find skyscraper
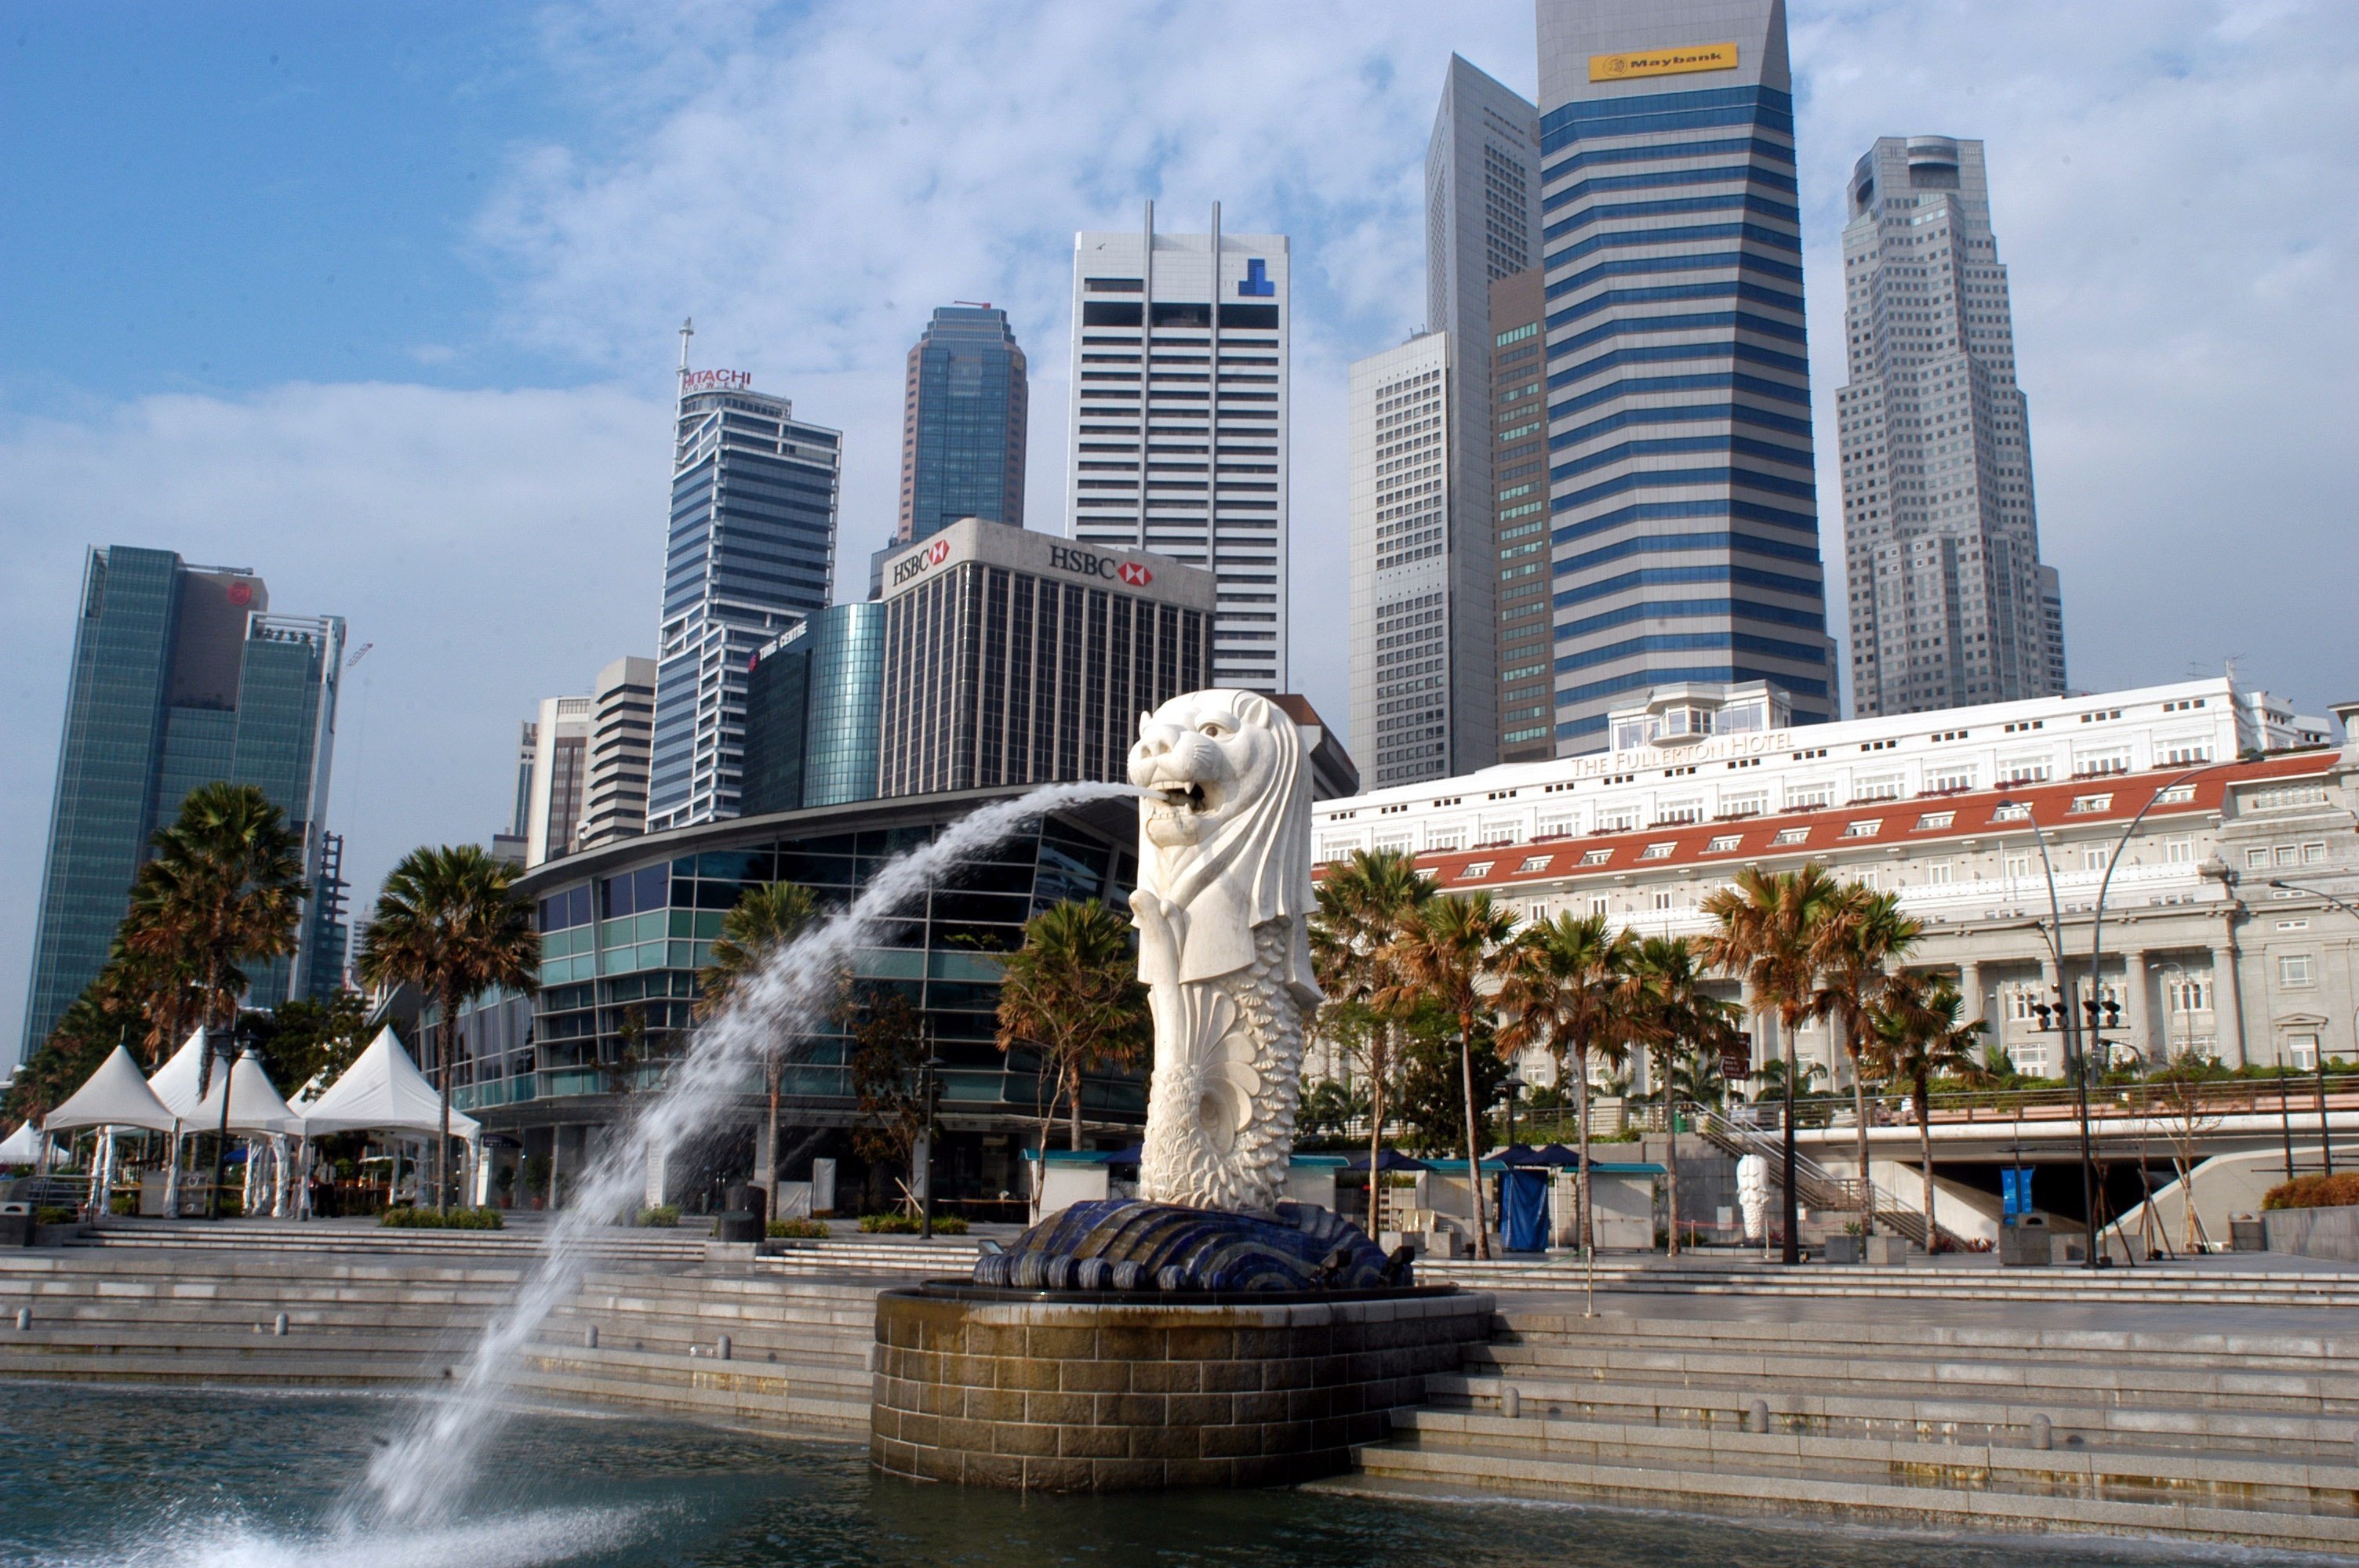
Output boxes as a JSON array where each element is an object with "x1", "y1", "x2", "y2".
[
  {"x1": 1067, "y1": 203, "x2": 1289, "y2": 691},
  {"x1": 1348, "y1": 332, "x2": 1458, "y2": 787},
  {"x1": 1836, "y1": 135, "x2": 2066, "y2": 715},
  {"x1": 1488, "y1": 264, "x2": 1554, "y2": 763},
  {"x1": 523, "y1": 692, "x2": 591, "y2": 866},
  {"x1": 22, "y1": 546, "x2": 341, "y2": 1063},
  {"x1": 578, "y1": 655, "x2": 657, "y2": 851},
  {"x1": 647, "y1": 361, "x2": 842, "y2": 832},
  {"x1": 900, "y1": 306, "x2": 1028, "y2": 545},
  {"x1": 741, "y1": 604, "x2": 885, "y2": 815},
  {"x1": 1421, "y1": 55, "x2": 1542, "y2": 775},
  {"x1": 1532, "y1": 0, "x2": 1836, "y2": 750}
]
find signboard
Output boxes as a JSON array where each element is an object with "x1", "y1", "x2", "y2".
[
  {"x1": 1719, "y1": 1034, "x2": 1753, "y2": 1085},
  {"x1": 2001, "y1": 1167, "x2": 2035, "y2": 1219},
  {"x1": 1589, "y1": 42, "x2": 1738, "y2": 82},
  {"x1": 890, "y1": 536, "x2": 955, "y2": 589},
  {"x1": 679, "y1": 368, "x2": 753, "y2": 392}
]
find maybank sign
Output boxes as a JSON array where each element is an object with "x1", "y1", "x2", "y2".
[{"x1": 1588, "y1": 42, "x2": 1738, "y2": 82}]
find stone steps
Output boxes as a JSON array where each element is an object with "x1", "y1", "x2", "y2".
[
  {"x1": 1339, "y1": 1410, "x2": 2359, "y2": 1552},
  {"x1": 1425, "y1": 1257, "x2": 2359, "y2": 1308},
  {"x1": 514, "y1": 1349, "x2": 869, "y2": 1434},
  {"x1": 68, "y1": 1220, "x2": 714, "y2": 1263},
  {"x1": 758, "y1": 1240, "x2": 980, "y2": 1276}
]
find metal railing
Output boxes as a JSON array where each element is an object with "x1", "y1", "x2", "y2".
[{"x1": 1687, "y1": 1103, "x2": 1965, "y2": 1250}]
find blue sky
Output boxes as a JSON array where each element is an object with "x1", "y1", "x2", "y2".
[{"x1": 2, "y1": 0, "x2": 2356, "y2": 1060}]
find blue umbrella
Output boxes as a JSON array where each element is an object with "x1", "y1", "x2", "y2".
[{"x1": 1344, "y1": 1150, "x2": 1430, "y2": 1172}]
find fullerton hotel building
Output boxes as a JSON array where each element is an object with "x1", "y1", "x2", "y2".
[{"x1": 1311, "y1": 676, "x2": 2357, "y2": 1086}]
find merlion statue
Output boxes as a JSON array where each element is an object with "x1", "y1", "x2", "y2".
[
  {"x1": 1126, "y1": 688, "x2": 1322, "y2": 1214},
  {"x1": 971, "y1": 691, "x2": 1402, "y2": 1292},
  {"x1": 1737, "y1": 1153, "x2": 1770, "y2": 1244}
]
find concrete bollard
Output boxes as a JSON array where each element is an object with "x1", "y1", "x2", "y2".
[
  {"x1": 274, "y1": 1312, "x2": 289, "y2": 1338},
  {"x1": 13, "y1": 1308, "x2": 27, "y2": 1331},
  {"x1": 717, "y1": 1334, "x2": 732, "y2": 1362},
  {"x1": 1748, "y1": 1399, "x2": 1770, "y2": 1435},
  {"x1": 1500, "y1": 1385, "x2": 1520, "y2": 1420},
  {"x1": 2030, "y1": 1414, "x2": 2052, "y2": 1451}
]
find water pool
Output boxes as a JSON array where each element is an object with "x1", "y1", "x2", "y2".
[{"x1": 0, "y1": 1385, "x2": 2300, "y2": 1567}]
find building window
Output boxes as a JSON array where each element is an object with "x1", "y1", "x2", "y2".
[
  {"x1": 2303, "y1": 842, "x2": 2328, "y2": 865},
  {"x1": 1587, "y1": 895, "x2": 1608, "y2": 916},
  {"x1": 1639, "y1": 842, "x2": 1674, "y2": 861},
  {"x1": 1842, "y1": 819, "x2": 1881, "y2": 838},
  {"x1": 2248, "y1": 783, "x2": 2329, "y2": 811},
  {"x1": 2280, "y1": 953, "x2": 2316, "y2": 988},
  {"x1": 1914, "y1": 811, "x2": 1955, "y2": 831},
  {"x1": 2069, "y1": 793, "x2": 2113, "y2": 814},
  {"x1": 2013, "y1": 1041, "x2": 2052, "y2": 1076},
  {"x1": 2082, "y1": 847, "x2": 2110, "y2": 874},
  {"x1": 1517, "y1": 855, "x2": 1553, "y2": 873},
  {"x1": 1652, "y1": 890, "x2": 1674, "y2": 912},
  {"x1": 1994, "y1": 802, "x2": 2031, "y2": 822},
  {"x1": 2167, "y1": 978, "x2": 2212, "y2": 1013},
  {"x1": 1460, "y1": 862, "x2": 1492, "y2": 880},
  {"x1": 2275, "y1": 844, "x2": 2301, "y2": 867},
  {"x1": 1771, "y1": 827, "x2": 1811, "y2": 846},
  {"x1": 2006, "y1": 987, "x2": 2044, "y2": 1022},
  {"x1": 2245, "y1": 848, "x2": 2271, "y2": 870},
  {"x1": 2161, "y1": 836, "x2": 2195, "y2": 865},
  {"x1": 1579, "y1": 848, "x2": 1612, "y2": 866},
  {"x1": 1785, "y1": 785, "x2": 1833, "y2": 811},
  {"x1": 1317, "y1": 839, "x2": 1354, "y2": 865},
  {"x1": 1926, "y1": 860, "x2": 1955, "y2": 885},
  {"x1": 1705, "y1": 834, "x2": 1743, "y2": 853},
  {"x1": 2288, "y1": 1033, "x2": 2320, "y2": 1070},
  {"x1": 1426, "y1": 829, "x2": 1464, "y2": 852}
]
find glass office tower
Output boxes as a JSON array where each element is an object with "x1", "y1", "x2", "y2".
[
  {"x1": 900, "y1": 307, "x2": 1028, "y2": 546},
  {"x1": 1533, "y1": 0, "x2": 1835, "y2": 750},
  {"x1": 648, "y1": 380, "x2": 841, "y2": 832},
  {"x1": 740, "y1": 602, "x2": 886, "y2": 815},
  {"x1": 22, "y1": 546, "x2": 341, "y2": 1065}
]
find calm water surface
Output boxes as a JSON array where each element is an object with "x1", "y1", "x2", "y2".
[{"x1": 0, "y1": 1385, "x2": 2322, "y2": 1567}]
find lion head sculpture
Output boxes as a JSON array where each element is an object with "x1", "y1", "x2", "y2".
[{"x1": 1126, "y1": 688, "x2": 1319, "y2": 1004}]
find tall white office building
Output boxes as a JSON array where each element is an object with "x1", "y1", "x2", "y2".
[
  {"x1": 523, "y1": 693, "x2": 592, "y2": 867},
  {"x1": 1423, "y1": 56, "x2": 1543, "y2": 775},
  {"x1": 1068, "y1": 203, "x2": 1289, "y2": 691},
  {"x1": 1349, "y1": 334, "x2": 1459, "y2": 788},
  {"x1": 1837, "y1": 135, "x2": 2066, "y2": 717}
]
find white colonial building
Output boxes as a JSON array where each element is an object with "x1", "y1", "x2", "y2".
[{"x1": 1314, "y1": 677, "x2": 2355, "y2": 1087}]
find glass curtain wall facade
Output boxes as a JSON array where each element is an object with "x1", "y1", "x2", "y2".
[
  {"x1": 649, "y1": 385, "x2": 841, "y2": 833},
  {"x1": 1491, "y1": 265, "x2": 1555, "y2": 761},
  {"x1": 460, "y1": 793, "x2": 1146, "y2": 1211},
  {"x1": 900, "y1": 307, "x2": 1028, "y2": 546},
  {"x1": 23, "y1": 548, "x2": 341, "y2": 1062},
  {"x1": 1533, "y1": 0, "x2": 1835, "y2": 750},
  {"x1": 741, "y1": 602, "x2": 885, "y2": 815},
  {"x1": 1837, "y1": 135, "x2": 2066, "y2": 716}
]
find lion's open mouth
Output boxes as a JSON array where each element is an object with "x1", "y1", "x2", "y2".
[{"x1": 1152, "y1": 781, "x2": 1220, "y2": 814}]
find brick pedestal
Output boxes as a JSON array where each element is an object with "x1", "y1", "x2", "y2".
[{"x1": 870, "y1": 1284, "x2": 1492, "y2": 1491}]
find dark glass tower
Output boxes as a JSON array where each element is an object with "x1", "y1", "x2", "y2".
[
  {"x1": 1533, "y1": 0, "x2": 1835, "y2": 749},
  {"x1": 648, "y1": 381, "x2": 841, "y2": 831},
  {"x1": 899, "y1": 306, "x2": 1028, "y2": 546},
  {"x1": 741, "y1": 602, "x2": 885, "y2": 815},
  {"x1": 21, "y1": 546, "x2": 342, "y2": 1065}
]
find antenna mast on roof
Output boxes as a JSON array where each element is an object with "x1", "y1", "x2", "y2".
[{"x1": 678, "y1": 317, "x2": 694, "y2": 373}]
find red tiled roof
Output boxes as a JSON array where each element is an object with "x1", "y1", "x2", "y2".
[{"x1": 1316, "y1": 751, "x2": 2339, "y2": 891}]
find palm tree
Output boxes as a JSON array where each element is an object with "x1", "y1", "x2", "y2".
[
  {"x1": 1496, "y1": 913, "x2": 1634, "y2": 1254},
  {"x1": 124, "y1": 782, "x2": 307, "y2": 1091},
  {"x1": 1376, "y1": 894, "x2": 1519, "y2": 1260},
  {"x1": 1699, "y1": 862, "x2": 1848, "y2": 1264},
  {"x1": 1310, "y1": 848, "x2": 1435, "y2": 1224},
  {"x1": 1627, "y1": 936, "x2": 1742, "y2": 1257},
  {"x1": 1811, "y1": 886, "x2": 1922, "y2": 1236},
  {"x1": 994, "y1": 900, "x2": 1150, "y2": 1166},
  {"x1": 696, "y1": 880, "x2": 820, "y2": 1219},
  {"x1": 358, "y1": 844, "x2": 540, "y2": 1211},
  {"x1": 1866, "y1": 971, "x2": 1984, "y2": 1251}
]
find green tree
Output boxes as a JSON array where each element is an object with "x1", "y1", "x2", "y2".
[
  {"x1": 846, "y1": 987, "x2": 929, "y2": 1182},
  {"x1": 1699, "y1": 862, "x2": 1848, "y2": 1260},
  {"x1": 124, "y1": 782, "x2": 307, "y2": 1087},
  {"x1": 1627, "y1": 936, "x2": 1742, "y2": 1256},
  {"x1": 3, "y1": 993, "x2": 135, "y2": 1126},
  {"x1": 1376, "y1": 893, "x2": 1520, "y2": 1260},
  {"x1": 1296, "y1": 1078, "x2": 1367, "y2": 1141},
  {"x1": 358, "y1": 844, "x2": 540, "y2": 1211},
  {"x1": 1811, "y1": 886, "x2": 1922, "y2": 1236},
  {"x1": 1496, "y1": 913, "x2": 1636, "y2": 1253},
  {"x1": 696, "y1": 880, "x2": 820, "y2": 1218},
  {"x1": 251, "y1": 989, "x2": 369, "y2": 1096},
  {"x1": 994, "y1": 900, "x2": 1150, "y2": 1164},
  {"x1": 1310, "y1": 848, "x2": 1436, "y2": 1203},
  {"x1": 1866, "y1": 971, "x2": 1984, "y2": 1250}
]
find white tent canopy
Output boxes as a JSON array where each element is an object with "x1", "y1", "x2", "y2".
[
  {"x1": 45, "y1": 1045, "x2": 180, "y2": 1133},
  {"x1": 2, "y1": 1122, "x2": 47, "y2": 1163},
  {"x1": 298, "y1": 1027, "x2": 478, "y2": 1138},
  {"x1": 147, "y1": 1028, "x2": 212, "y2": 1120},
  {"x1": 187, "y1": 1050, "x2": 305, "y2": 1136}
]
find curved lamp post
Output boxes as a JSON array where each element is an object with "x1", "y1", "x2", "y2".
[{"x1": 1993, "y1": 798, "x2": 2101, "y2": 1268}]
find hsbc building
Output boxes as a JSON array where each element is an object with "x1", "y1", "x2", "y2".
[{"x1": 877, "y1": 517, "x2": 1216, "y2": 797}]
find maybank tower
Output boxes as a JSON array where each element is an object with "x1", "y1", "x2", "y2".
[{"x1": 1532, "y1": 0, "x2": 1834, "y2": 750}]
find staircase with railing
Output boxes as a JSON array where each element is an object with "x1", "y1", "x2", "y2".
[{"x1": 1687, "y1": 1104, "x2": 1965, "y2": 1250}]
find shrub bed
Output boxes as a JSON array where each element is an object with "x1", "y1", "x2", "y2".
[
  {"x1": 2263, "y1": 1173, "x2": 2359, "y2": 1210},
  {"x1": 380, "y1": 1206, "x2": 504, "y2": 1230},
  {"x1": 768, "y1": 1217, "x2": 830, "y2": 1239},
  {"x1": 35, "y1": 1206, "x2": 77, "y2": 1226},
  {"x1": 858, "y1": 1211, "x2": 969, "y2": 1235},
  {"x1": 634, "y1": 1205, "x2": 681, "y2": 1228}
]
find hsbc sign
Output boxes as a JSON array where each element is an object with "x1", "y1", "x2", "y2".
[
  {"x1": 891, "y1": 536, "x2": 955, "y2": 587},
  {"x1": 1049, "y1": 544, "x2": 1150, "y2": 587}
]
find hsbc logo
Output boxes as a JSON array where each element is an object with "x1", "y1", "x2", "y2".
[
  {"x1": 891, "y1": 535, "x2": 957, "y2": 588},
  {"x1": 1049, "y1": 544, "x2": 1153, "y2": 587}
]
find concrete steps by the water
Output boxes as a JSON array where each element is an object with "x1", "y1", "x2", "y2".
[
  {"x1": 1422, "y1": 1254, "x2": 2359, "y2": 1308},
  {"x1": 68, "y1": 1217, "x2": 714, "y2": 1264},
  {"x1": 1339, "y1": 1408, "x2": 2359, "y2": 1553},
  {"x1": 1342, "y1": 1305, "x2": 2359, "y2": 1550},
  {"x1": 757, "y1": 1237, "x2": 983, "y2": 1277}
]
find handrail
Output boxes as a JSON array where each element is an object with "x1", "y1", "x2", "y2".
[{"x1": 1688, "y1": 1103, "x2": 1965, "y2": 1250}]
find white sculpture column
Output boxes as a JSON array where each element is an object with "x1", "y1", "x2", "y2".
[
  {"x1": 2212, "y1": 941, "x2": 2248, "y2": 1068},
  {"x1": 1958, "y1": 961, "x2": 1984, "y2": 1028}
]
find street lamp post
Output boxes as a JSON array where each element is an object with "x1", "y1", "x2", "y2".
[
  {"x1": 206, "y1": 1024, "x2": 243, "y2": 1222},
  {"x1": 2268, "y1": 880, "x2": 2357, "y2": 1178},
  {"x1": 1994, "y1": 799, "x2": 2103, "y2": 1269},
  {"x1": 1503, "y1": 1063, "x2": 1525, "y2": 1152},
  {"x1": 918, "y1": 1047, "x2": 946, "y2": 1242}
]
